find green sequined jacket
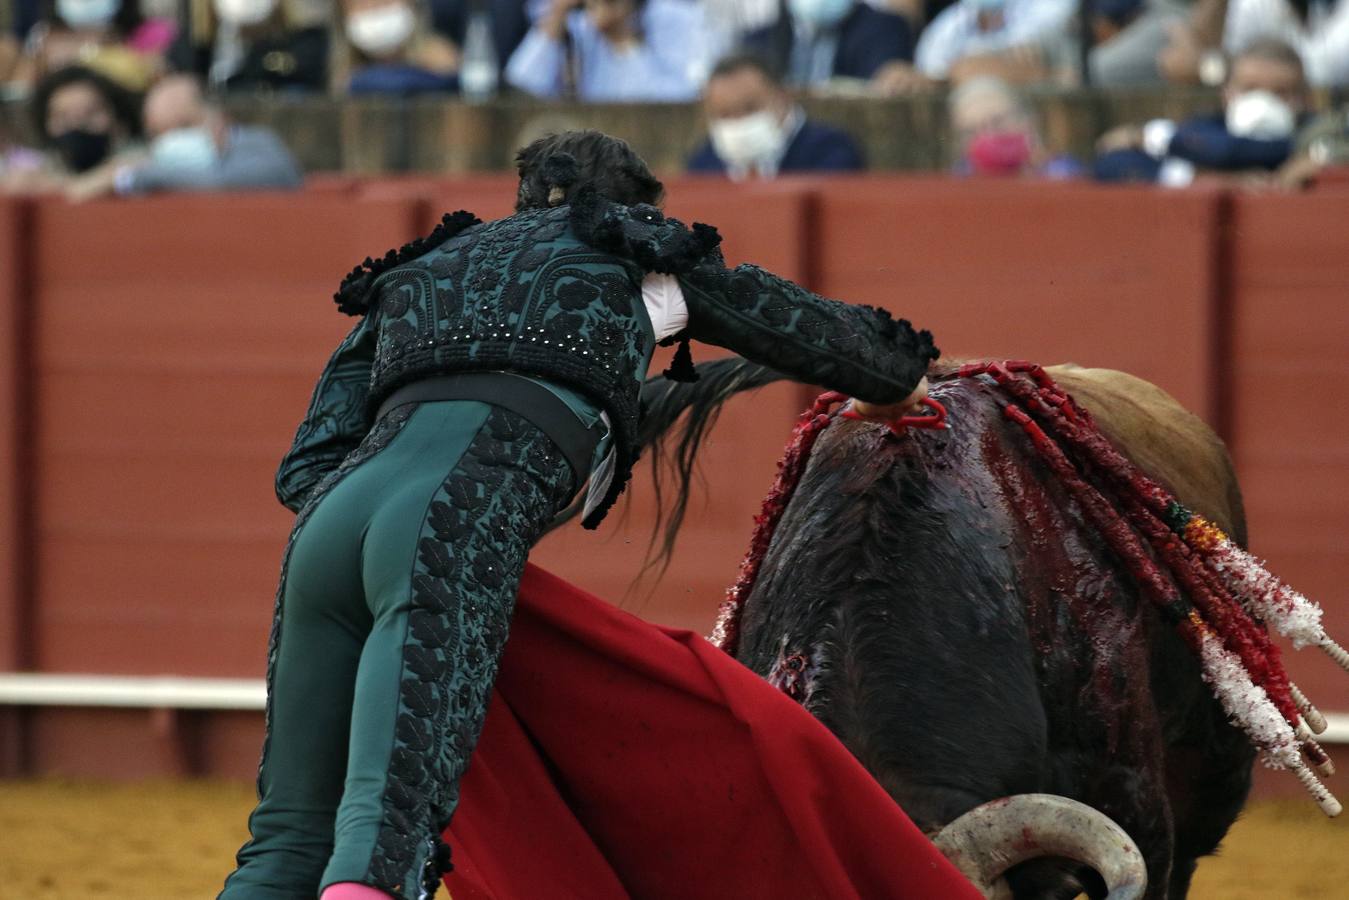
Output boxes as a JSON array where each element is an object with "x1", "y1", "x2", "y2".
[{"x1": 277, "y1": 191, "x2": 938, "y2": 527}]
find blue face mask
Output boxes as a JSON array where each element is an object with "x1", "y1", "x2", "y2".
[
  {"x1": 787, "y1": 0, "x2": 854, "y2": 28},
  {"x1": 151, "y1": 127, "x2": 220, "y2": 173},
  {"x1": 57, "y1": 0, "x2": 120, "y2": 29}
]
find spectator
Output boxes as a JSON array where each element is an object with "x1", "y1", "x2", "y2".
[
  {"x1": 64, "y1": 73, "x2": 302, "y2": 199},
  {"x1": 0, "y1": 119, "x2": 45, "y2": 178},
  {"x1": 1, "y1": 35, "x2": 20, "y2": 93},
  {"x1": 430, "y1": 0, "x2": 608, "y2": 86},
  {"x1": 1160, "y1": 0, "x2": 1349, "y2": 88},
  {"x1": 1096, "y1": 38, "x2": 1309, "y2": 185},
  {"x1": 687, "y1": 52, "x2": 863, "y2": 179},
  {"x1": 1278, "y1": 102, "x2": 1349, "y2": 187},
  {"x1": 423, "y1": 0, "x2": 517, "y2": 97},
  {"x1": 4, "y1": 0, "x2": 44, "y2": 46},
  {"x1": 9, "y1": 0, "x2": 177, "y2": 92},
  {"x1": 169, "y1": 0, "x2": 329, "y2": 92},
  {"x1": 1089, "y1": 0, "x2": 1187, "y2": 86},
  {"x1": 739, "y1": 0, "x2": 916, "y2": 92},
  {"x1": 914, "y1": 0, "x2": 1076, "y2": 85},
  {"x1": 333, "y1": 0, "x2": 461, "y2": 95},
  {"x1": 948, "y1": 75, "x2": 1081, "y2": 177},
  {"x1": 1225, "y1": 0, "x2": 1349, "y2": 86},
  {"x1": 505, "y1": 0, "x2": 713, "y2": 101},
  {"x1": 2, "y1": 0, "x2": 32, "y2": 89},
  {"x1": 703, "y1": 0, "x2": 782, "y2": 46},
  {"x1": 1, "y1": 64, "x2": 141, "y2": 196}
]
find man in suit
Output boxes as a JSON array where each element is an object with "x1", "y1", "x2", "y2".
[
  {"x1": 1094, "y1": 37, "x2": 1309, "y2": 185},
  {"x1": 740, "y1": 0, "x2": 915, "y2": 87},
  {"x1": 687, "y1": 53, "x2": 864, "y2": 180}
]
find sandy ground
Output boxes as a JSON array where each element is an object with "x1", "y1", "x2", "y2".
[{"x1": 1, "y1": 780, "x2": 1345, "y2": 899}]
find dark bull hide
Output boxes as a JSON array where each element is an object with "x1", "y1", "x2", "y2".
[{"x1": 636, "y1": 359, "x2": 1256, "y2": 900}]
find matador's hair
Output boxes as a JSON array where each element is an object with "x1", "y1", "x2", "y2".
[{"x1": 514, "y1": 130, "x2": 664, "y2": 212}]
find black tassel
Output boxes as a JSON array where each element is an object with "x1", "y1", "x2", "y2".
[
  {"x1": 333, "y1": 210, "x2": 481, "y2": 316},
  {"x1": 662, "y1": 335, "x2": 699, "y2": 383}
]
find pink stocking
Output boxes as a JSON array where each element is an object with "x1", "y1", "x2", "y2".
[{"x1": 320, "y1": 883, "x2": 393, "y2": 900}]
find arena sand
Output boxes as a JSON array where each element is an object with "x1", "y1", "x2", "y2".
[{"x1": 0, "y1": 779, "x2": 1345, "y2": 899}]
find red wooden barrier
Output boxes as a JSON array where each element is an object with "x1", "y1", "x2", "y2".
[
  {"x1": 810, "y1": 177, "x2": 1224, "y2": 425},
  {"x1": 422, "y1": 175, "x2": 520, "y2": 226},
  {"x1": 0, "y1": 198, "x2": 30, "y2": 774},
  {"x1": 1227, "y1": 191, "x2": 1349, "y2": 716},
  {"x1": 0, "y1": 198, "x2": 26, "y2": 673},
  {"x1": 6, "y1": 180, "x2": 1349, "y2": 784},
  {"x1": 27, "y1": 194, "x2": 423, "y2": 678}
]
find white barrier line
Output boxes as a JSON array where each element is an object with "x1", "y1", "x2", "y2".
[
  {"x1": 0, "y1": 673, "x2": 265, "y2": 710},
  {"x1": 0, "y1": 673, "x2": 1347, "y2": 742}
]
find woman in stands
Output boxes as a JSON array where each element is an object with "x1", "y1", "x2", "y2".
[
  {"x1": 1, "y1": 64, "x2": 141, "y2": 196},
  {"x1": 219, "y1": 130, "x2": 933, "y2": 900}
]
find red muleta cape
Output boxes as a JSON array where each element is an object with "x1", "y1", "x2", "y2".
[{"x1": 443, "y1": 564, "x2": 982, "y2": 900}]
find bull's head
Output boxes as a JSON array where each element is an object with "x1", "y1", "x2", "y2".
[{"x1": 633, "y1": 359, "x2": 1161, "y2": 898}]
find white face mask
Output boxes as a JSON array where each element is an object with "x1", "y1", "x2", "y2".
[
  {"x1": 787, "y1": 0, "x2": 853, "y2": 28},
  {"x1": 346, "y1": 4, "x2": 417, "y2": 57},
  {"x1": 151, "y1": 127, "x2": 220, "y2": 173},
  {"x1": 709, "y1": 109, "x2": 787, "y2": 169},
  {"x1": 1225, "y1": 90, "x2": 1296, "y2": 140},
  {"x1": 213, "y1": 0, "x2": 279, "y2": 27},
  {"x1": 57, "y1": 0, "x2": 121, "y2": 29}
]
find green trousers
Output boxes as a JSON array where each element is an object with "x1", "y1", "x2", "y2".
[{"x1": 221, "y1": 400, "x2": 576, "y2": 899}]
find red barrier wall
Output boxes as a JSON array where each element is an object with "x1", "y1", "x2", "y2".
[
  {"x1": 1228, "y1": 192, "x2": 1349, "y2": 716},
  {"x1": 0, "y1": 198, "x2": 29, "y2": 773},
  {"x1": 0, "y1": 198, "x2": 26, "y2": 673},
  {"x1": 27, "y1": 194, "x2": 421, "y2": 677},
  {"x1": 3, "y1": 179, "x2": 1347, "y2": 785},
  {"x1": 811, "y1": 178, "x2": 1224, "y2": 423}
]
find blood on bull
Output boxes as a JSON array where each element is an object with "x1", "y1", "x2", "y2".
[{"x1": 636, "y1": 357, "x2": 1347, "y2": 900}]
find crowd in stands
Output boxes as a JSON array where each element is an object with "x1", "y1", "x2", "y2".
[{"x1": 0, "y1": 0, "x2": 1346, "y2": 197}]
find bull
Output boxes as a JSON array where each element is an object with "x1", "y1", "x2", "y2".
[{"x1": 634, "y1": 358, "x2": 1264, "y2": 899}]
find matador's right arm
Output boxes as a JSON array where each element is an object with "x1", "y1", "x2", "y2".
[
  {"x1": 675, "y1": 262, "x2": 938, "y2": 404},
  {"x1": 568, "y1": 197, "x2": 939, "y2": 404},
  {"x1": 274, "y1": 315, "x2": 377, "y2": 513}
]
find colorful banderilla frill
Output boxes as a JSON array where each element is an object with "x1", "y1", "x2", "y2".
[{"x1": 713, "y1": 360, "x2": 1346, "y2": 817}]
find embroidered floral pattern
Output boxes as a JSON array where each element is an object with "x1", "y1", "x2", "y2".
[
  {"x1": 294, "y1": 192, "x2": 937, "y2": 536},
  {"x1": 362, "y1": 205, "x2": 671, "y2": 527},
  {"x1": 363, "y1": 408, "x2": 574, "y2": 898}
]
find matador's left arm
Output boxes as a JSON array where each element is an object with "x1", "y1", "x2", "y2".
[
  {"x1": 675, "y1": 262, "x2": 937, "y2": 405},
  {"x1": 567, "y1": 195, "x2": 937, "y2": 405},
  {"x1": 275, "y1": 315, "x2": 377, "y2": 513}
]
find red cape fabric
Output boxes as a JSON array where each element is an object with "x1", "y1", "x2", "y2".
[{"x1": 442, "y1": 564, "x2": 982, "y2": 900}]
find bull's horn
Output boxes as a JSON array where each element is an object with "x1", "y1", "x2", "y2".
[{"x1": 932, "y1": 794, "x2": 1146, "y2": 900}]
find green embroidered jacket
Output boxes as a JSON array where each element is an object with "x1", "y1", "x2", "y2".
[{"x1": 277, "y1": 193, "x2": 938, "y2": 527}]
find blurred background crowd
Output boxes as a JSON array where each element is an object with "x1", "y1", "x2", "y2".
[{"x1": 0, "y1": 0, "x2": 1346, "y2": 200}]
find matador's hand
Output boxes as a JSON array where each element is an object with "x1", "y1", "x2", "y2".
[{"x1": 849, "y1": 376, "x2": 929, "y2": 420}]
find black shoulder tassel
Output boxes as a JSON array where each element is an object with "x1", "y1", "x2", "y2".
[
  {"x1": 333, "y1": 209, "x2": 482, "y2": 316},
  {"x1": 661, "y1": 335, "x2": 700, "y2": 383},
  {"x1": 568, "y1": 185, "x2": 618, "y2": 251}
]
